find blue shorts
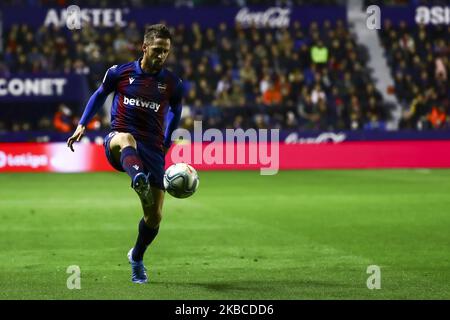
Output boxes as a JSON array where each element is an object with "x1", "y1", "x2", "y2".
[{"x1": 104, "y1": 131, "x2": 165, "y2": 190}]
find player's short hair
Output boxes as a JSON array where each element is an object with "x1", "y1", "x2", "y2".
[{"x1": 144, "y1": 24, "x2": 172, "y2": 44}]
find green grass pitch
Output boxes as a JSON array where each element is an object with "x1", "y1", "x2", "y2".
[{"x1": 0, "y1": 170, "x2": 449, "y2": 300}]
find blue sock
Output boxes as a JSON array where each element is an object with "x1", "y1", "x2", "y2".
[
  {"x1": 120, "y1": 146, "x2": 145, "y2": 180},
  {"x1": 132, "y1": 218, "x2": 159, "y2": 262}
]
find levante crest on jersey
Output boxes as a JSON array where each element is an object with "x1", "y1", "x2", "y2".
[{"x1": 157, "y1": 83, "x2": 166, "y2": 93}]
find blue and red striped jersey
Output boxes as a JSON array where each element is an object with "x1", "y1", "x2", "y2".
[{"x1": 80, "y1": 58, "x2": 183, "y2": 151}]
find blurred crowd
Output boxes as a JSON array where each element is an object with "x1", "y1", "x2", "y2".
[
  {"x1": 2, "y1": 18, "x2": 389, "y2": 133},
  {"x1": 170, "y1": 20, "x2": 389, "y2": 131},
  {"x1": 379, "y1": 21, "x2": 449, "y2": 130}
]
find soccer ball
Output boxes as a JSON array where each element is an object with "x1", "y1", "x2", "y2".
[{"x1": 163, "y1": 163, "x2": 199, "y2": 199}]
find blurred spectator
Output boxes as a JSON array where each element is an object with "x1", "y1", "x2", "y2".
[
  {"x1": 427, "y1": 106, "x2": 448, "y2": 130},
  {"x1": 364, "y1": 97, "x2": 386, "y2": 130},
  {"x1": 254, "y1": 113, "x2": 270, "y2": 129},
  {"x1": 262, "y1": 81, "x2": 282, "y2": 106},
  {"x1": 310, "y1": 40, "x2": 329, "y2": 65},
  {"x1": 11, "y1": 122, "x2": 21, "y2": 132},
  {"x1": 399, "y1": 33, "x2": 415, "y2": 53},
  {"x1": 0, "y1": 121, "x2": 7, "y2": 134},
  {"x1": 233, "y1": 115, "x2": 244, "y2": 129},
  {"x1": 38, "y1": 117, "x2": 52, "y2": 131},
  {"x1": 435, "y1": 57, "x2": 447, "y2": 82},
  {"x1": 53, "y1": 104, "x2": 74, "y2": 133},
  {"x1": 86, "y1": 115, "x2": 102, "y2": 131},
  {"x1": 285, "y1": 111, "x2": 298, "y2": 129},
  {"x1": 311, "y1": 84, "x2": 326, "y2": 105},
  {"x1": 229, "y1": 83, "x2": 246, "y2": 107},
  {"x1": 298, "y1": 92, "x2": 318, "y2": 129},
  {"x1": 216, "y1": 74, "x2": 232, "y2": 97},
  {"x1": 349, "y1": 95, "x2": 363, "y2": 130}
]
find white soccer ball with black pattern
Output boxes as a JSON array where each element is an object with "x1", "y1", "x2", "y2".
[{"x1": 163, "y1": 163, "x2": 199, "y2": 199}]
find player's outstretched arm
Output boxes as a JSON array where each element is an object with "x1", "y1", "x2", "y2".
[
  {"x1": 65, "y1": 85, "x2": 108, "y2": 152},
  {"x1": 67, "y1": 65, "x2": 118, "y2": 152},
  {"x1": 67, "y1": 124, "x2": 86, "y2": 152}
]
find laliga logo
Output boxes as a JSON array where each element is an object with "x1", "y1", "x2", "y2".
[
  {"x1": 235, "y1": 7, "x2": 291, "y2": 28},
  {"x1": 0, "y1": 151, "x2": 48, "y2": 169},
  {"x1": 0, "y1": 151, "x2": 5, "y2": 168}
]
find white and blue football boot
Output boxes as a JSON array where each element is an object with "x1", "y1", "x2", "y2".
[
  {"x1": 132, "y1": 172, "x2": 153, "y2": 208},
  {"x1": 127, "y1": 248, "x2": 148, "y2": 284}
]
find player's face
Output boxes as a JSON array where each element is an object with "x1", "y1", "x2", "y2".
[{"x1": 143, "y1": 38, "x2": 171, "y2": 70}]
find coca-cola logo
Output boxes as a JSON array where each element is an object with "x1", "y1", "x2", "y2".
[
  {"x1": 235, "y1": 7, "x2": 291, "y2": 28},
  {"x1": 284, "y1": 132, "x2": 347, "y2": 144}
]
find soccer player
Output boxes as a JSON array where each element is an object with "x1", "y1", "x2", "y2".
[{"x1": 67, "y1": 24, "x2": 182, "y2": 284}]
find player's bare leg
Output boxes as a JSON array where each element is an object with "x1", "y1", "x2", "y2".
[{"x1": 109, "y1": 132, "x2": 138, "y2": 150}]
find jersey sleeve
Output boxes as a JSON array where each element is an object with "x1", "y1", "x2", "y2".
[
  {"x1": 164, "y1": 79, "x2": 183, "y2": 149},
  {"x1": 79, "y1": 65, "x2": 119, "y2": 126},
  {"x1": 101, "y1": 65, "x2": 120, "y2": 93}
]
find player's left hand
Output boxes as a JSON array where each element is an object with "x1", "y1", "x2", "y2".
[{"x1": 67, "y1": 124, "x2": 86, "y2": 152}]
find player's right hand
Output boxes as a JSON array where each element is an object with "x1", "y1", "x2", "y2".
[{"x1": 67, "y1": 124, "x2": 86, "y2": 152}]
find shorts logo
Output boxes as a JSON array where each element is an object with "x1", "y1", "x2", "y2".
[
  {"x1": 129, "y1": 77, "x2": 135, "y2": 84},
  {"x1": 123, "y1": 95, "x2": 160, "y2": 112},
  {"x1": 157, "y1": 83, "x2": 166, "y2": 93},
  {"x1": 107, "y1": 131, "x2": 117, "y2": 139}
]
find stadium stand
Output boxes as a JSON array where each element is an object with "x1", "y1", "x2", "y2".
[
  {"x1": 378, "y1": 20, "x2": 449, "y2": 129},
  {"x1": 1, "y1": 16, "x2": 390, "y2": 133},
  {"x1": 2, "y1": 0, "x2": 448, "y2": 135}
]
